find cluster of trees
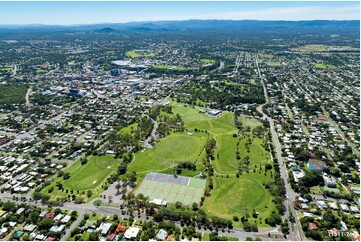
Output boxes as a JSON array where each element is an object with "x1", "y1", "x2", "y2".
[
  {"x1": 263, "y1": 162, "x2": 286, "y2": 216},
  {"x1": 149, "y1": 105, "x2": 173, "y2": 119},
  {"x1": 294, "y1": 170, "x2": 325, "y2": 195},
  {"x1": 176, "y1": 161, "x2": 197, "y2": 174},
  {"x1": 0, "y1": 83, "x2": 28, "y2": 108},
  {"x1": 176, "y1": 78, "x2": 265, "y2": 110},
  {"x1": 153, "y1": 207, "x2": 232, "y2": 231},
  {"x1": 290, "y1": 98, "x2": 322, "y2": 117},
  {"x1": 205, "y1": 138, "x2": 217, "y2": 160}
]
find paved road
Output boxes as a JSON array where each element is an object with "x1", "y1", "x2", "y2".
[
  {"x1": 0, "y1": 194, "x2": 285, "y2": 241},
  {"x1": 12, "y1": 64, "x2": 17, "y2": 76},
  {"x1": 323, "y1": 108, "x2": 360, "y2": 158},
  {"x1": 143, "y1": 116, "x2": 158, "y2": 148},
  {"x1": 60, "y1": 212, "x2": 84, "y2": 241},
  {"x1": 25, "y1": 86, "x2": 32, "y2": 107},
  {"x1": 255, "y1": 55, "x2": 304, "y2": 241}
]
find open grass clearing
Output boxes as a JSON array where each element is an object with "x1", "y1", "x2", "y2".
[
  {"x1": 117, "y1": 123, "x2": 137, "y2": 136},
  {"x1": 203, "y1": 173, "x2": 277, "y2": 228},
  {"x1": 35, "y1": 69, "x2": 48, "y2": 74},
  {"x1": 259, "y1": 53, "x2": 274, "y2": 59},
  {"x1": 291, "y1": 44, "x2": 358, "y2": 52},
  {"x1": 212, "y1": 134, "x2": 239, "y2": 174},
  {"x1": 172, "y1": 103, "x2": 237, "y2": 135},
  {"x1": 125, "y1": 50, "x2": 155, "y2": 58},
  {"x1": 42, "y1": 155, "x2": 119, "y2": 202},
  {"x1": 200, "y1": 58, "x2": 216, "y2": 64},
  {"x1": 128, "y1": 132, "x2": 207, "y2": 173},
  {"x1": 313, "y1": 63, "x2": 337, "y2": 69},
  {"x1": 0, "y1": 67, "x2": 13, "y2": 72},
  {"x1": 240, "y1": 116, "x2": 263, "y2": 129},
  {"x1": 153, "y1": 65, "x2": 186, "y2": 71}
]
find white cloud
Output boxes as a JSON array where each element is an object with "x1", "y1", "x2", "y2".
[{"x1": 134, "y1": 5, "x2": 360, "y2": 21}]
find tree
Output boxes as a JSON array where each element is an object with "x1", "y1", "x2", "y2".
[
  {"x1": 115, "y1": 183, "x2": 122, "y2": 194},
  {"x1": 2, "y1": 201, "x2": 16, "y2": 212},
  {"x1": 87, "y1": 190, "x2": 93, "y2": 198},
  {"x1": 39, "y1": 218, "x2": 53, "y2": 230},
  {"x1": 192, "y1": 202, "x2": 198, "y2": 211},
  {"x1": 63, "y1": 172, "x2": 70, "y2": 180},
  {"x1": 89, "y1": 232, "x2": 100, "y2": 241},
  {"x1": 175, "y1": 201, "x2": 182, "y2": 209}
]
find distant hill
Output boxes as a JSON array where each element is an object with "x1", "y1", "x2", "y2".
[
  {"x1": 94, "y1": 27, "x2": 117, "y2": 33},
  {"x1": 0, "y1": 20, "x2": 359, "y2": 37}
]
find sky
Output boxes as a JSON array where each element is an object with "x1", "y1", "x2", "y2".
[{"x1": 0, "y1": 1, "x2": 359, "y2": 25}]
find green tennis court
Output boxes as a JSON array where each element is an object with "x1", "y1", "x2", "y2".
[{"x1": 134, "y1": 172, "x2": 206, "y2": 206}]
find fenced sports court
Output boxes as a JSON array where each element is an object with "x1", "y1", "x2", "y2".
[{"x1": 135, "y1": 172, "x2": 206, "y2": 205}]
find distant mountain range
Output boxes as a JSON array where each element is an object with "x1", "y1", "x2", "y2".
[
  {"x1": 0, "y1": 20, "x2": 359, "y2": 35},
  {"x1": 0, "y1": 19, "x2": 359, "y2": 29}
]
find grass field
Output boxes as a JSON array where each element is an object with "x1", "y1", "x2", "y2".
[
  {"x1": 117, "y1": 123, "x2": 137, "y2": 136},
  {"x1": 35, "y1": 69, "x2": 48, "y2": 74},
  {"x1": 259, "y1": 53, "x2": 274, "y2": 59},
  {"x1": 0, "y1": 67, "x2": 13, "y2": 72},
  {"x1": 212, "y1": 134, "x2": 239, "y2": 174},
  {"x1": 172, "y1": 103, "x2": 237, "y2": 135},
  {"x1": 121, "y1": 102, "x2": 276, "y2": 225},
  {"x1": 212, "y1": 133, "x2": 270, "y2": 174},
  {"x1": 200, "y1": 58, "x2": 216, "y2": 64},
  {"x1": 125, "y1": 50, "x2": 155, "y2": 58},
  {"x1": 291, "y1": 44, "x2": 358, "y2": 52},
  {"x1": 153, "y1": 65, "x2": 172, "y2": 69},
  {"x1": 64, "y1": 155, "x2": 119, "y2": 190},
  {"x1": 128, "y1": 132, "x2": 207, "y2": 173},
  {"x1": 241, "y1": 116, "x2": 262, "y2": 129},
  {"x1": 203, "y1": 173, "x2": 277, "y2": 228},
  {"x1": 42, "y1": 155, "x2": 119, "y2": 202},
  {"x1": 313, "y1": 63, "x2": 337, "y2": 69},
  {"x1": 153, "y1": 65, "x2": 186, "y2": 71}
]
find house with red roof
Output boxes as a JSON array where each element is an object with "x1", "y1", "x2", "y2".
[
  {"x1": 44, "y1": 212, "x2": 55, "y2": 219},
  {"x1": 115, "y1": 224, "x2": 127, "y2": 233},
  {"x1": 309, "y1": 223, "x2": 318, "y2": 230}
]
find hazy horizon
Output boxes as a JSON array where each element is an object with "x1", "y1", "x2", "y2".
[{"x1": 0, "y1": 1, "x2": 359, "y2": 25}]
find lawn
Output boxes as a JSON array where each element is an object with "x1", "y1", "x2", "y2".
[
  {"x1": 153, "y1": 65, "x2": 172, "y2": 69},
  {"x1": 0, "y1": 67, "x2": 13, "y2": 72},
  {"x1": 128, "y1": 132, "x2": 207, "y2": 173},
  {"x1": 42, "y1": 155, "x2": 119, "y2": 202},
  {"x1": 291, "y1": 44, "x2": 357, "y2": 52},
  {"x1": 125, "y1": 50, "x2": 155, "y2": 58},
  {"x1": 212, "y1": 133, "x2": 270, "y2": 174},
  {"x1": 241, "y1": 117, "x2": 262, "y2": 129},
  {"x1": 153, "y1": 65, "x2": 186, "y2": 71},
  {"x1": 172, "y1": 103, "x2": 237, "y2": 135},
  {"x1": 238, "y1": 136, "x2": 271, "y2": 165},
  {"x1": 200, "y1": 58, "x2": 216, "y2": 64},
  {"x1": 117, "y1": 123, "x2": 137, "y2": 136},
  {"x1": 259, "y1": 53, "x2": 274, "y2": 59},
  {"x1": 203, "y1": 173, "x2": 277, "y2": 228},
  {"x1": 35, "y1": 69, "x2": 48, "y2": 74},
  {"x1": 64, "y1": 155, "x2": 119, "y2": 190},
  {"x1": 212, "y1": 134, "x2": 239, "y2": 174},
  {"x1": 313, "y1": 63, "x2": 337, "y2": 69}
]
